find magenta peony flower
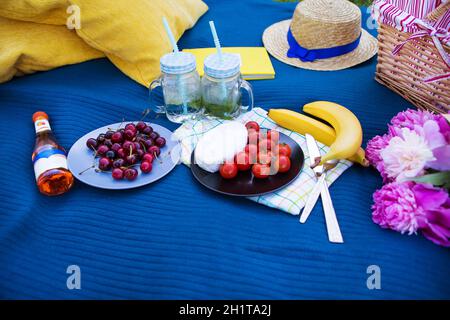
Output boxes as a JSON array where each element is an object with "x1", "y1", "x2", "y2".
[
  {"x1": 372, "y1": 182, "x2": 426, "y2": 235},
  {"x1": 413, "y1": 184, "x2": 450, "y2": 247},
  {"x1": 369, "y1": 109, "x2": 450, "y2": 247},
  {"x1": 389, "y1": 109, "x2": 439, "y2": 133},
  {"x1": 366, "y1": 134, "x2": 392, "y2": 182},
  {"x1": 366, "y1": 134, "x2": 391, "y2": 166},
  {"x1": 436, "y1": 114, "x2": 450, "y2": 143}
]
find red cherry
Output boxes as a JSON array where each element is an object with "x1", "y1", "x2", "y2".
[
  {"x1": 124, "y1": 168, "x2": 138, "y2": 181},
  {"x1": 111, "y1": 131, "x2": 124, "y2": 143},
  {"x1": 98, "y1": 157, "x2": 112, "y2": 171},
  {"x1": 124, "y1": 129, "x2": 136, "y2": 141},
  {"x1": 112, "y1": 168, "x2": 124, "y2": 180},
  {"x1": 149, "y1": 145, "x2": 160, "y2": 156},
  {"x1": 140, "y1": 161, "x2": 153, "y2": 173},
  {"x1": 96, "y1": 145, "x2": 109, "y2": 156},
  {"x1": 142, "y1": 153, "x2": 154, "y2": 163}
]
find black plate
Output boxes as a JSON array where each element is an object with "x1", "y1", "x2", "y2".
[{"x1": 190, "y1": 133, "x2": 304, "y2": 197}]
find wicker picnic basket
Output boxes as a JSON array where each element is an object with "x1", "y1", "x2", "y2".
[{"x1": 374, "y1": 2, "x2": 450, "y2": 113}]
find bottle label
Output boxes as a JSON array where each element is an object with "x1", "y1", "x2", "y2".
[
  {"x1": 33, "y1": 148, "x2": 68, "y2": 180},
  {"x1": 34, "y1": 118, "x2": 51, "y2": 133}
]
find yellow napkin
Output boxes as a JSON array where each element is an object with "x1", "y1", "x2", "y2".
[{"x1": 183, "y1": 47, "x2": 275, "y2": 80}]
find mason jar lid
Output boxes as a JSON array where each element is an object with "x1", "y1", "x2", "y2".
[
  {"x1": 160, "y1": 52, "x2": 197, "y2": 75},
  {"x1": 204, "y1": 53, "x2": 241, "y2": 79}
]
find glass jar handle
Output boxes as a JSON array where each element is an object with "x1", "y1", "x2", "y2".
[
  {"x1": 149, "y1": 77, "x2": 165, "y2": 114},
  {"x1": 239, "y1": 79, "x2": 254, "y2": 113}
]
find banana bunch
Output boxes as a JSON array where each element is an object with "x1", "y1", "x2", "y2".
[{"x1": 268, "y1": 101, "x2": 368, "y2": 166}]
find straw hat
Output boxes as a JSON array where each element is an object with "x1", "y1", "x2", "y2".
[{"x1": 262, "y1": 0, "x2": 378, "y2": 71}]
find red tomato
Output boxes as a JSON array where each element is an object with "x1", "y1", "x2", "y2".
[
  {"x1": 247, "y1": 130, "x2": 259, "y2": 145},
  {"x1": 220, "y1": 163, "x2": 238, "y2": 179},
  {"x1": 258, "y1": 138, "x2": 272, "y2": 151},
  {"x1": 267, "y1": 130, "x2": 280, "y2": 143},
  {"x1": 277, "y1": 155, "x2": 291, "y2": 173},
  {"x1": 244, "y1": 144, "x2": 258, "y2": 163},
  {"x1": 235, "y1": 151, "x2": 251, "y2": 171},
  {"x1": 258, "y1": 129, "x2": 269, "y2": 140},
  {"x1": 252, "y1": 164, "x2": 270, "y2": 179},
  {"x1": 278, "y1": 143, "x2": 292, "y2": 157},
  {"x1": 258, "y1": 151, "x2": 272, "y2": 165},
  {"x1": 245, "y1": 121, "x2": 260, "y2": 132}
]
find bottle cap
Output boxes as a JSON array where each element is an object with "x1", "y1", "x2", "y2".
[
  {"x1": 204, "y1": 53, "x2": 240, "y2": 79},
  {"x1": 32, "y1": 111, "x2": 49, "y2": 122},
  {"x1": 160, "y1": 52, "x2": 197, "y2": 75}
]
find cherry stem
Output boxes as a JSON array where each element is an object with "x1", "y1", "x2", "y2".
[
  {"x1": 116, "y1": 117, "x2": 125, "y2": 130},
  {"x1": 140, "y1": 109, "x2": 150, "y2": 121},
  {"x1": 79, "y1": 165, "x2": 95, "y2": 175},
  {"x1": 79, "y1": 145, "x2": 101, "y2": 175},
  {"x1": 140, "y1": 141, "x2": 147, "y2": 153},
  {"x1": 154, "y1": 152, "x2": 163, "y2": 164}
]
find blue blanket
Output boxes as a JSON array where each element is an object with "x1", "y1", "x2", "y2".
[{"x1": 0, "y1": 0, "x2": 448, "y2": 299}]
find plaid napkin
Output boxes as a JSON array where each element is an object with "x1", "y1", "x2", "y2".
[{"x1": 173, "y1": 107, "x2": 352, "y2": 215}]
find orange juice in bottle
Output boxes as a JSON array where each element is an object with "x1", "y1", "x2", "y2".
[{"x1": 32, "y1": 111, "x2": 74, "y2": 196}]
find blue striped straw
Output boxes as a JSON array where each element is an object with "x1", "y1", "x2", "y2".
[
  {"x1": 162, "y1": 17, "x2": 179, "y2": 53},
  {"x1": 209, "y1": 21, "x2": 227, "y2": 102},
  {"x1": 162, "y1": 17, "x2": 187, "y2": 114}
]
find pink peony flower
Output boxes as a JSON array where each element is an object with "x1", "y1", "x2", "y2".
[
  {"x1": 427, "y1": 145, "x2": 450, "y2": 171},
  {"x1": 372, "y1": 182, "x2": 426, "y2": 235},
  {"x1": 413, "y1": 184, "x2": 450, "y2": 247},
  {"x1": 369, "y1": 109, "x2": 450, "y2": 247},
  {"x1": 366, "y1": 134, "x2": 393, "y2": 182},
  {"x1": 388, "y1": 111, "x2": 449, "y2": 169},
  {"x1": 389, "y1": 109, "x2": 439, "y2": 133},
  {"x1": 411, "y1": 119, "x2": 449, "y2": 171},
  {"x1": 366, "y1": 134, "x2": 391, "y2": 167},
  {"x1": 436, "y1": 114, "x2": 450, "y2": 144},
  {"x1": 380, "y1": 128, "x2": 435, "y2": 182}
]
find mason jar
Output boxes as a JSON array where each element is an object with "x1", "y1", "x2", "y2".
[
  {"x1": 150, "y1": 52, "x2": 203, "y2": 123},
  {"x1": 201, "y1": 53, "x2": 253, "y2": 120}
]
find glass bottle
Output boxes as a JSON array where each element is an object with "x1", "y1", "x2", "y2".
[{"x1": 32, "y1": 111, "x2": 74, "y2": 196}]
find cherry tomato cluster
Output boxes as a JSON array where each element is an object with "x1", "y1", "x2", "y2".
[{"x1": 219, "y1": 121, "x2": 292, "y2": 179}]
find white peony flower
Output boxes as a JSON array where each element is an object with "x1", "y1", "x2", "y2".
[{"x1": 380, "y1": 128, "x2": 435, "y2": 182}]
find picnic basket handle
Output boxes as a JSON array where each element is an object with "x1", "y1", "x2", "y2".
[
  {"x1": 149, "y1": 77, "x2": 165, "y2": 114},
  {"x1": 239, "y1": 79, "x2": 254, "y2": 113}
]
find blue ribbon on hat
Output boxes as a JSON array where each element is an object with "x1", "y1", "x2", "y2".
[{"x1": 287, "y1": 29, "x2": 361, "y2": 62}]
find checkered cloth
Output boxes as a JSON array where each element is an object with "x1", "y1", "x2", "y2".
[{"x1": 173, "y1": 107, "x2": 352, "y2": 215}]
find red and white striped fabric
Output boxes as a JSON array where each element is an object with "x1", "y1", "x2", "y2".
[{"x1": 372, "y1": 0, "x2": 449, "y2": 45}]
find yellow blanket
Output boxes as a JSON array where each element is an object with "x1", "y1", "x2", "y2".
[{"x1": 0, "y1": 0, "x2": 208, "y2": 86}]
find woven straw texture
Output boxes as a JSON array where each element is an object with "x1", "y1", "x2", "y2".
[
  {"x1": 375, "y1": 4, "x2": 450, "y2": 114},
  {"x1": 427, "y1": 2, "x2": 450, "y2": 22},
  {"x1": 291, "y1": 0, "x2": 361, "y2": 48},
  {"x1": 262, "y1": 0, "x2": 378, "y2": 70}
]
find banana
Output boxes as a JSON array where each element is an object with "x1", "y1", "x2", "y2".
[
  {"x1": 303, "y1": 101, "x2": 363, "y2": 165},
  {"x1": 348, "y1": 148, "x2": 369, "y2": 167},
  {"x1": 267, "y1": 108, "x2": 368, "y2": 166}
]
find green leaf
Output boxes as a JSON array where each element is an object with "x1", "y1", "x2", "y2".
[{"x1": 410, "y1": 171, "x2": 450, "y2": 188}]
